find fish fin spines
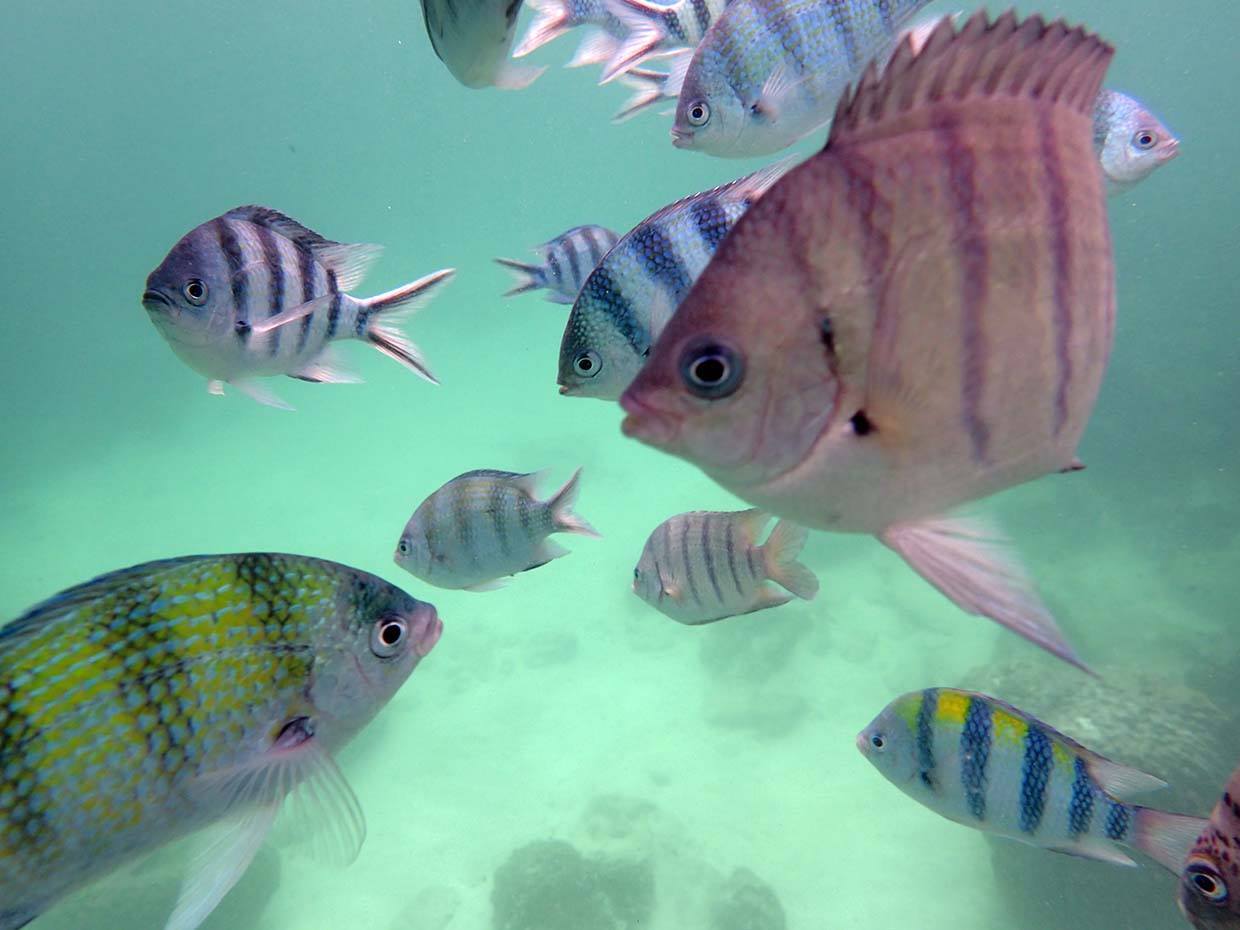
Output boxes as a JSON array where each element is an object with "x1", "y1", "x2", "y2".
[
  {"x1": 1084, "y1": 756, "x2": 1168, "y2": 799},
  {"x1": 361, "y1": 268, "x2": 455, "y2": 385},
  {"x1": 830, "y1": 10, "x2": 1114, "y2": 145},
  {"x1": 494, "y1": 257, "x2": 547, "y2": 296},
  {"x1": 761, "y1": 520, "x2": 819, "y2": 601},
  {"x1": 547, "y1": 467, "x2": 601, "y2": 537},
  {"x1": 600, "y1": 0, "x2": 668, "y2": 82},
  {"x1": 1132, "y1": 807, "x2": 1209, "y2": 874},
  {"x1": 513, "y1": 0, "x2": 572, "y2": 57},
  {"x1": 568, "y1": 30, "x2": 620, "y2": 68}
]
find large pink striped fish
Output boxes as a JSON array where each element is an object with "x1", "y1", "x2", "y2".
[{"x1": 618, "y1": 11, "x2": 1116, "y2": 671}]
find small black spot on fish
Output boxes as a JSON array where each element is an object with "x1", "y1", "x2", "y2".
[
  {"x1": 851, "y1": 411, "x2": 873, "y2": 436},
  {"x1": 235, "y1": 320, "x2": 251, "y2": 334},
  {"x1": 820, "y1": 316, "x2": 834, "y2": 355}
]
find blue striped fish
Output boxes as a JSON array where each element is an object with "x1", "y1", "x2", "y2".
[
  {"x1": 600, "y1": 0, "x2": 734, "y2": 82},
  {"x1": 671, "y1": 0, "x2": 932, "y2": 157},
  {"x1": 633, "y1": 509, "x2": 817, "y2": 624},
  {"x1": 858, "y1": 689, "x2": 1206, "y2": 872},
  {"x1": 1094, "y1": 89, "x2": 1180, "y2": 194},
  {"x1": 557, "y1": 161, "x2": 786, "y2": 401},
  {"x1": 495, "y1": 224, "x2": 619, "y2": 304},
  {"x1": 142, "y1": 206, "x2": 455, "y2": 410},
  {"x1": 513, "y1": 0, "x2": 628, "y2": 68}
]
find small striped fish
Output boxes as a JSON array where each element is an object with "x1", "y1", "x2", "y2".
[
  {"x1": 421, "y1": 0, "x2": 545, "y2": 88},
  {"x1": 495, "y1": 224, "x2": 619, "y2": 304},
  {"x1": 0, "y1": 554, "x2": 441, "y2": 930},
  {"x1": 599, "y1": 0, "x2": 734, "y2": 82},
  {"x1": 394, "y1": 468, "x2": 600, "y2": 591},
  {"x1": 621, "y1": 14, "x2": 1121, "y2": 670},
  {"x1": 142, "y1": 206, "x2": 455, "y2": 410},
  {"x1": 513, "y1": 0, "x2": 629, "y2": 68},
  {"x1": 671, "y1": 0, "x2": 932, "y2": 157},
  {"x1": 558, "y1": 161, "x2": 786, "y2": 401},
  {"x1": 1180, "y1": 762, "x2": 1240, "y2": 929},
  {"x1": 1094, "y1": 89, "x2": 1179, "y2": 194},
  {"x1": 633, "y1": 509, "x2": 817, "y2": 624},
  {"x1": 857, "y1": 689, "x2": 1206, "y2": 872}
]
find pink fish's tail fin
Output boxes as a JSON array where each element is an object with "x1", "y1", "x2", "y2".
[
  {"x1": 361, "y1": 268, "x2": 456, "y2": 385},
  {"x1": 761, "y1": 520, "x2": 819, "y2": 601},
  {"x1": 879, "y1": 515, "x2": 1091, "y2": 673},
  {"x1": 1131, "y1": 807, "x2": 1208, "y2": 873},
  {"x1": 547, "y1": 467, "x2": 601, "y2": 537}
]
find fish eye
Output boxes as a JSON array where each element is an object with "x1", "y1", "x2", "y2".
[
  {"x1": 183, "y1": 279, "x2": 208, "y2": 306},
  {"x1": 633, "y1": 567, "x2": 640, "y2": 579},
  {"x1": 370, "y1": 617, "x2": 408, "y2": 658},
  {"x1": 573, "y1": 350, "x2": 601, "y2": 378},
  {"x1": 1132, "y1": 129, "x2": 1158, "y2": 150},
  {"x1": 1187, "y1": 862, "x2": 1229, "y2": 903},
  {"x1": 397, "y1": 537, "x2": 411, "y2": 556},
  {"x1": 686, "y1": 100, "x2": 710, "y2": 127},
  {"x1": 870, "y1": 734, "x2": 886, "y2": 751},
  {"x1": 678, "y1": 340, "x2": 744, "y2": 399}
]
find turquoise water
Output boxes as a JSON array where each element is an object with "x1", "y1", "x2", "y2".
[{"x1": 1, "y1": 0, "x2": 1237, "y2": 927}]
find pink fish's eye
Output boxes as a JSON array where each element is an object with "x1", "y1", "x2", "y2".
[
  {"x1": 1187, "y1": 861, "x2": 1228, "y2": 904},
  {"x1": 370, "y1": 616, "x2": 408, "y2": 658},
  {"x1": 679, "y1": 339, "x2": 744, "y2": 399},
  {"x1": 1132, "y1": 129, "x2": 1158, "y2": 150},
  {"x1": 182, "y1": 279, "x2": 208, "y2": 305}
]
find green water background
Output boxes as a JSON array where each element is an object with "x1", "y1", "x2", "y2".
[{"x1": 1, "y1": 0, "x2": 1237, "y2": 927}]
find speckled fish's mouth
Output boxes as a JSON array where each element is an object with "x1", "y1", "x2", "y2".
[
  {"x1": 141, "y1": 289, "x2": 172, "y2": 312},
  {"x1": 619, "y1": 391, "x2": 678, "y2": 447}
]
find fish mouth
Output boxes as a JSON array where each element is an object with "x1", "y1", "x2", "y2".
[
  {"x1": 619, "y1": 390, "x2": 679, "y2": 447},
  {"x1": 670, "y1": 127, "x2": 692, "y2": 148},
  {"x1": 1162, "y1": 138, "x2": 1181, "y2": 161},
  {"x1": 410, "y1": 608, "x2": 443, "y2": 658},
  {"x1": 141, "y1": 289, "x2": 172, "y2": 312}
]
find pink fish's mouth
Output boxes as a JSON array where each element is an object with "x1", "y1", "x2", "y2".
[
  {"x1": 620, "y1": 391, "x2": 679, "y2": 447},
  {"x1": 410, "y1": 609, "x2": 443, "y2": 657}
]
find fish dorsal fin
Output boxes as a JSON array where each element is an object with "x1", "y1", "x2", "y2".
[
  {"x1": 455, "y1": 468, "x2": 527, "y2": 483},
  {"x1": 223, "y1": 205, "x2": 383, "y2": 291},
  {"x1": 640, "y1": 159, "x2": 794, "y2": 232},
  {"x1": 828, "y1": 11, "x2": 1113, "y2": 149},
  {"x1": 1083, "y1": 753, "x2": 1168, "y2": 799},
  {"x1": 733, "y1": 508, "x2": 773, "y2": 546}
]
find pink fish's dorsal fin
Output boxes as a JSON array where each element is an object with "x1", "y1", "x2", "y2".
[{"x1": 827, "y1": 10, "x2": 1114, "y2": 148}]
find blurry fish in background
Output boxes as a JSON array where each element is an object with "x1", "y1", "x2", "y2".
[
  {"x1": 1094, "y1": 89, "x2": 1180, "y2": 194},
  {"x1": 857, "y1": 689, "x2": 1206, "y2": 871},
  {"x1": 621, "y1": 13, "x2": 1122, "y2": 670},
  {"x1": 0, "y1": 554, "x2": 441, "y2": 930},
  {"x1": 395, "y1": 468, "x2": 600, "y2": 591},
  {"x1": 1179, "y1": 762, "x2": 1240, "y2": 929},
  {"x1": 599, "y1": 0, "x2": 732, "y2": 82},
  {"x1": 496, "y1": 224, "x2": 619, "y2": 304},
  {"x1": 142, "y1": 206, "x2": 455, "y2": 410},
  {"x1": 421, "y1": 0, "x2": 545, "y2": 88},
  {"x1": 612, "y1": 54, "x2": 690, "y2": 122},
  {"x1": 513, "y1": 0, "x2": 628, "y2": 69},
  {"x1": 558, "y1": 160, "x2": 787, "y2": 401},
  {"x1": 633, "y1": 509, "x2": 818, "y2": 624},
  {"x1": 669, "y1": 0, "x2": 933, "y2": 157}
]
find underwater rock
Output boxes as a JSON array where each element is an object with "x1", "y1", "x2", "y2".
[
  {"x1": 708, "y1": 867, "x2": 787, "y2": 930},
  {"x1": 961, "y1": 659, "x2": 1239, "y2": 930}
]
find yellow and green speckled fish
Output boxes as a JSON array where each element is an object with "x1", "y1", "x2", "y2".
[{"x1": 0, "y1": 553, "x2": 442, "y2": 930}]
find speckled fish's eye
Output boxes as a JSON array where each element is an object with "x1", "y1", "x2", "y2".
[
  {"x1": 686, "y1": 101, "x2": 710, "y2": 127},
  {"x1": 678, "y1": 340, "x2": 744, "y2": 399},
  {"x1": 1132, "y1": 129, "x2": 1158, "y2": 150},
  {"x1": 370, "y1": 617, "x2": 408, "y2": 658},
  {"x1": 182, "y1": 279, "x2": 208, "y2": 305},
  {"x1": 573, "y1": 350, "x2": 601, "y2": 378},
  {"x1": 1187, "y1": 862, "x2": 1229, "y2": 903}
]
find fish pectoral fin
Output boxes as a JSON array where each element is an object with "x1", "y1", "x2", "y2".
[
  {"x1": 289, "y1": 346, "x2": 363, "y2": 385},
  {"x1": 1043, "y1": 838, "x2": 1137, "y2": 868},
  {"x1": 164, "y1": 803, "x2": 279, "y2": 930},
  {"x1": 462, "y1": 578, "x2": 510, "y2": 592},
  {"x1": 207, "y1": 379, "x2": 226, "y2": 396},
  {"x1": 248, "y1": 295, "x2": 333, "y2": 335},
  {"x1": 230, "y1": 378, "x2": 295, "y2": 411},
  {"x1": 751, "y1": 62, "x2": 807, "y2": 122}
]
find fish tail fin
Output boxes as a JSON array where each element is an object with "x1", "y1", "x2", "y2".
[
  {"x1": 1131, "y1": 806, "x2": 1208, "y2": 873},
  {"x1": 494, "y1": 60, "x2": 547, "y2": 89},
  {"x1": 360, "y1": 268, "x2": 456, "y2": 385},
  {"x1": 513, "y1": 0, "x2": 573, "y2": 57},
  {"x1": 761, "y1": 520, "x2": 819, "y2": 601},
  {"x1": 494, "y1": 257, "x2": 547, "y2": 297},
  {"x1": 567, "y1": 30, "x2": 620, "y2": 68},
  {"x1": 547, "y1": 467, "x2": 601, "y2": 537},
  {"x1": 879, "y1": 515, "x2": 1091, "y2": 673},
  {"x1": 600, "y1": 0, "x2": 670, "y2": 82},
  {"x1": 612, "y1": 61, "x2": 684, "y2": 122}
]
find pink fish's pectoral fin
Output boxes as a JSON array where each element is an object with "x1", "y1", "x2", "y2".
[{"x1": 878, "y1": 515, "x2": 1091, "y2": 673}]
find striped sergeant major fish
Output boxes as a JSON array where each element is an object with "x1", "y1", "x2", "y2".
[
  {"x1": 557, "y1": 159, "x2": 787, "y2": 401},
  {"x1": 513, "y1": 0, "x2": 630, "y2": 69},
  {"x1": 420, "y1": 0, "x2": 546, "y2": 88},
  {"x1": 619, "y1": 13, "x2": 1123, "y2": 670},
  {"x1": 1180, "y1": 762, "x2": 1240, "y2": 929},
  {"x1": 633, "y1": 509, "x2": 817, "y2": 624},
  {"x1": 857, "y1": 689, "x2": 1207, "y2": 872},
  {"x1": 598, "y1": 0, "x2": 735, "y2": 82},
  {"x1": 1093, "y1": 89, "x2": 1180, "y2": 194},
  {"x1": 394, "y1": 468, "x2": 600, "y2": 591},
  {"x1": 495, "y1": 224, "x2": 620, "y2": 304},
  {"x1": 0, "y1": 553, "x2": 442, "y2": 930},
  {"x1": 670, "y1": 0, "x2": 933, "y2": 157},
  {"x1": 142, "y1": 206, "x2": 455, "y2": 410}
]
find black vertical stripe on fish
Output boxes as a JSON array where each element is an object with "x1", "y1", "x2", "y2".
[
  {"x1": 1104, "y1": 801, "x2": 1131, "y2": 841},
  {"x1": 255, "y1": 223, "x2": 285, "y2": 357},
  {"x1": 752, "y1": 0, "x2": 809, "y2": 92},
  {"x1": 744, "y1": 543, "x2": 761, "y2": 582},
  {"x1": 547, "y1": 249, "x2": 564, "y2": 290},
  {"x1": 589, "y1": 267, "x2": 648, "y2": 356},
  {"x1": 517, "y1": 492, "x2": 536, "y2": 540},
  {"x1": 564, "y1": 237, "x2": 583, "y2": 292},
  {"x1": 875, "y1": 0, "x2": 894, "y2": 32},
  {"x1": 1067, "y1": 756, "x2": 1095, "y2": 838},
  {"x1": 636, "y1": 224, "x2": 693, "y2": 302},
  {"x1": 690, "y1": 196, "x2": 729, "y2": 253},
  {"x1": 724, "y1": 520, "x2": 745, "y2": 598},
  {"x1": 490, "y1": 482, "x2": 511, "y2": 558},
  {"x1": 1038, "y1": 109, "x2": 1074, "y2": 437},
  {"x1": 326, "y1": 270, "x2": 342, "y2": 340},
  {"x1": 689, "y1": 0, "x2": 711, "y2": 35},
  {"x1": 699, "y1": 515, "x2": 724, "y2": 604},
  {"x1": 915, "y1": 688, "x2": 938, "y2": 790},
  {"x1": 959, "y1": 696, "x2": 992, "y2": 821},
  {"x1": 452, "y1": 488, "x2": 480, "y2": 570},
  {"x1": 679, "y1": 520, "x2": 703, "y2": 606},
  {"x1": 215, "y1": 218, "x2": 249, "y2": 344},
  {"x1": 295, "y1": 240, "x2": 317, "y2": 353},
  {"x1": 936, "y1": 114, "x2": 991, "y2": 463},
  {"x1": 1018, "y1": 725, "x2": 1053, "y2": 834},
  {"x1": 657, "y1": 521, "x2": 676, "y2": 595},
  {"x1": 829, "y1": 0, "x2": 860, "y2": 71},
  {"x1": 661, "y1": 7, "x2": 687, "y2": 42},
  {"x1": 582, "y1": 228, "x2": 605, "y2": 266}
]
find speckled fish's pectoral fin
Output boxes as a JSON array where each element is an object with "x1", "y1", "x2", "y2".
[
  {"x1": 751, "y1": 63, "x2": 813, "y2": 124},
  {"x1": 229, "y1": 377, "x2": 294, "y2": 411},
  {"x1": 1043, "y1": 837, "x2": 1137, "y2": 868},
  {"x1": 164, "y1": 803, "x2": 279, "y2": 930},
  {"x1": 289, "y1": 345, "x2": 363, "y2": 385},
  {"x1": 1131, "y1": 807, "x2": 1210, "y2": 874},
  {"x1": 878, "y1": 515, "x2": 1090, "y2": 674}
]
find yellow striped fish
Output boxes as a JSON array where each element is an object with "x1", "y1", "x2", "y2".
[
  {"x1": 857, "y1": 689, "x2": 1205, "y2": 871},
  {"x1": 619, "y1": 12, "x2": 1119, "y2": 671},
  {"x1": 0, "y1": 553, "x2": 441, "y2": 930}
]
